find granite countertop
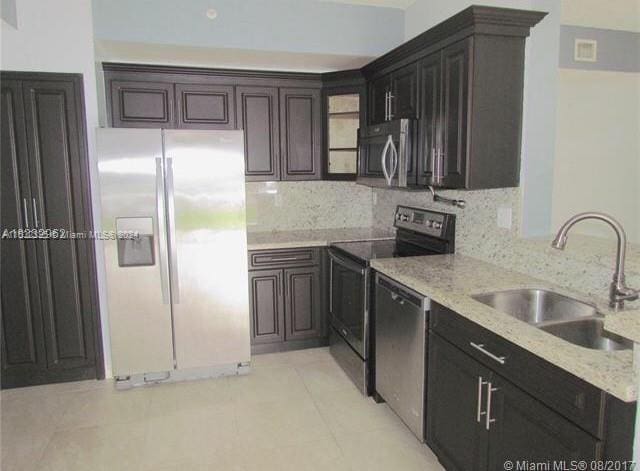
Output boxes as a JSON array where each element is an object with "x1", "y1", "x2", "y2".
[
  {"x1": 605, "y1": 310, "x2": 640, "y2": 344},
  {"x1": 370, "y1": 254, "x2": 636, "y2": 402},
  {"x1": 247, "y1": 227, "x2": 396, "y2": 251}
]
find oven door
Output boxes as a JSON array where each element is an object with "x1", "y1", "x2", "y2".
[{"x1": 328, "y1": 249, "x2": 368, "y2": 359}]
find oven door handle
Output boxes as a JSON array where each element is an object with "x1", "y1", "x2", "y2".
[{"x1": 328, "y1": 250, "x2": 366, "y2": 275}]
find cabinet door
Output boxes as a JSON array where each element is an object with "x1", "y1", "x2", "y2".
[
  {"x1": 0, "y1": 80, "x2": 47, "y2": 387},
  {"x1": 368, "y1": 75, "x2": 391, "y2": 124},
  {"x1": 440, "y1": 39, "x2": 471, "y2": 188},
  {"x1": 237, "y1": 86, "x2": 280, "y2": 181},
  {"x1": 427, "y1": 333, "x2": 489, "y2": 471},
  {"x1": 109, "y1": 80, "x2": 175, "y2": 128},
  {"x1": 176, "y1": 83, "x2": 235, "y2": 130},
  {"x1": 284, "y1": 266, "x2": 323, "y2": 342},
  {"x1": 487, "y1": 376, "x2": 601, "y2": 467},
  {"x1": 279, "y1": 88, "x2": 322, "y2": 180},
  {"x1": 390, "y1": 63, "x2": 418, "y2": 120},
  {"x1": 22, "y1": 79, "x2": 98, "y2": 376},
  {"x1": 417, "y1": 52, "x2": 442, "y2": 185},
  {"x1": 248, "y1": 269, "x2": 285, "y2": 345}
]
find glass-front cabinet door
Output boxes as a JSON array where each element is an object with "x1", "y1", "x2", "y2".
[{"x1": 323, "y1": 87, "x2": 362, "y2": 179}]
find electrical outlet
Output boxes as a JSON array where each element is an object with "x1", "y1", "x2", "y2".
[{"x1": 497, "y1": 207, "x2": 512, "y2": 229}]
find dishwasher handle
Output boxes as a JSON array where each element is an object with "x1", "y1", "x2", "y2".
[{"x1": 376, "y1": 274, "x2": 428, "y2": 311}]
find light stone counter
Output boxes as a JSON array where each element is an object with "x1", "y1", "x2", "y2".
[
  {"x1": 247, "y1": 227, "x2": 395, "y2": 251},
  {"x1": 370, "y1": 254, "x2": 636, "y2": 402},
  {"x1": 605, "y1": 311, "x2": 640, "y2": 344}
]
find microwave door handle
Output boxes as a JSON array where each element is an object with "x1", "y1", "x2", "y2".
[
  {"x1": 381, "y1": 134, "x2": 393, "y2": 186},
  {"x1": 388, "y1": 138, "x2": 398, "y2": 184}
]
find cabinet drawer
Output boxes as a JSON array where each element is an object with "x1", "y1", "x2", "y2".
[
  {"x1": 248, "y1": 248, "x2": 320, "y2": 270},
  {"x1": 430, "y1": 303, "x2": 606, "y2": 437}
]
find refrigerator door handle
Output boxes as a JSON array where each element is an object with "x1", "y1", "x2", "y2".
[
  {"x1": 156, "y1": 157, "x2": 170, "y2": 305},
  {"x1": 165, "y1": 157, "x2": 180, "y2": 304}
]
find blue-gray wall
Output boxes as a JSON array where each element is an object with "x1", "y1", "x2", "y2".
[{"x1": 92, "y1": 0, "x2": 405, "y2": 57}]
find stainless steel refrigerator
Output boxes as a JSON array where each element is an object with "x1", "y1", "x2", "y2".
[{"x1": 97, "y1": 128, "x2": 250, "y2": 387}]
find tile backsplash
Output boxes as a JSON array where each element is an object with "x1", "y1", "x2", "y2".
[
  {"x1": 371, "y1": 186, "x2": 640, "y2": 303},
  {"x1": 245, "y1": 180, "x2": 638, "y2": 303},
  {"x1": 246, "y1": 181, "x2": 372, "y2": 232}
]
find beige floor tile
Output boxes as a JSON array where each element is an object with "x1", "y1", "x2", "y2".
[
  {"x1": 37, "y1": 422, "x2": 147, "y2": 471},
  {"x1": 295, "y1": 359, "x2": 354, "y2": 396},
  {"x1": 312, "y1": 386, "x2": 404, "y2": 436},
  {"x1": 56, "y1": 387, "x2": 152, "y2": 430},
  {"x1": 235, "y1": 397, "x2": 333, "y2": 450},
  {"x1": 145, "y1": 377, "x2": 233, "y2": 418},
  {"x1": 250, "y1": 347, "x2": 333, "y2": 371},
  {"x1": 240, "y1": 437, "x2": 352, "y2": 471},
  {"x1": 249, "y1": 351, "x2": 292, "y2": 370},
  {"x1": 227, "y1": 365, "x2": 310, "y2": 405},
  {"x1": 1, "y1": 421, "x2": 53, "y2": 471},
  {"x1": 141, "y1": 406, "x2": 240, "y2": 469},
  {"x1": 1, "y1": 348, "x2": 445, "y2": 471},
  {"x1": 335, "y1": 423, "x2": 444, "y2": 471},
  {"x1": 280, "y1": 347, "x2": 333, "y2": 367}
]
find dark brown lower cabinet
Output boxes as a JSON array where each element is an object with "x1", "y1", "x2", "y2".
[
  {"x1": 284, "y1": 266, "x2": 322, "y2": 342},
  {"x1": 248, "y1": 248, "x2": 326, "y2": 353},
  {"x1": 427, "y1": 333, "x2": 490, "y2": 470},
  {"x1": 248, "y1": 269, "x2": 285, "y2": 345},
  {"x1": 487, "y1": 373, "x2": 600, "y2": 468},
  {"x1": 427, "y1": 333, "x2": 601, "y2": 471},
  {"x1": 0, "y1": 72, "x2": 101, "y2": 389}
]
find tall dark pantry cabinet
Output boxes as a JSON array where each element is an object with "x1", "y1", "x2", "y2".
[{"x1": 0, "y1": 72, "x2": 102, "y2": 388}]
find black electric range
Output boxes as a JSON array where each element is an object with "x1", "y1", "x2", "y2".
[{"x1": 327, "y1": 205, "x2": 456, "y2": 395}]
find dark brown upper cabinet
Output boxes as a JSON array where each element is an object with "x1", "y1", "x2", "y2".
[
  {"x1": 109, "y1": 80, "x2": 175, "y2": 128},
  {"x1": 419, "y1": 39, "x2": 471, "y2": 189},
  {"x1": 367, "y1": 64, "x2": 418, "y2": 125},
  {"x1": 363, "y1": 5, "x2": 546, "y2": 190},
  {"x1": 1, "y1": 72, "x2": 101, "y2": 389},
  {"x1": 103, "y1": 64, "x2": 323, "y2": 182},
  {"x1": 390, "y1": 63, "x2": 418, "y2": 120},
  {"x1": 175, "y1": 83, "x2": 235, "y2": 130},
  {"x1": 279, "y1": 87, "x2": 322, "y2": 181},
  {"x1": 236, "y1": 86, "x2": 280, "y2": 181},
  {"x1": 368, "y1": 74, "x2": 391, "y2": 125},
  {"x1": 103, "y1": 6, "x2": 545, "y2": 188}
]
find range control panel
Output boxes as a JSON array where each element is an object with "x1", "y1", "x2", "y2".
[{"x1": 394, "y1": 205, "x2": 453, "y2": 238}]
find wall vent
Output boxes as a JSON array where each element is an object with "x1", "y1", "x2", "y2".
[{"x1": 574, "y1": 39, "x2": 597, "y2": 62}]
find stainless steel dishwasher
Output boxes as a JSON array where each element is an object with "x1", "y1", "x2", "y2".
[{"x1": 375, "y1": 273, "x2": 429, "y2": 442}]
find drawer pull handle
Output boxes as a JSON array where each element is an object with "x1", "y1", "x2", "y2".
[
  {"x1": 470, "y1": 342, "x2": 506, "y2": 365},
  {"x1": 476, "y1": 376, "x2": 488, "y2": 423},
  {"x1": 267, "y1": 256, "x2": 301, "y2": 262}
]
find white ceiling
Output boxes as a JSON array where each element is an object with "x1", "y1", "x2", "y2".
[{"x1": 318, "y1": 0, "x2": 416, "y2": 9}]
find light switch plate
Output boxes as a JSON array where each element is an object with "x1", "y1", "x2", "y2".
[{"x1": 497, "y1": 207, "x2": 512, "y2": 229}]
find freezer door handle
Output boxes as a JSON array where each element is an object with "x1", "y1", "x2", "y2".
[
  {"x1": 22, "y1": 198, "x2": 30, "y2": 229},
  {"x1": 165, "y1": 157, "x2": 180, "y2": 304},
  {"x1": 156, "y1": 157, "x2": 170, "y2": 305}
]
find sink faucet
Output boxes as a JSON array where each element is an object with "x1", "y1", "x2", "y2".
[{"x1": 551, "y1": 212, "x2": 639, "y2": 311}]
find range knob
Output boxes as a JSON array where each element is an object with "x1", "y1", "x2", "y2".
[
  {"x1": 425, "y1": 220, "x2": 433, "y2": 228},
  {"x1": 432, "y1": 221, "x2": 443, "y2": 230},
  {"x1": 400, "y1": 214, "x2": 410, "y2": 222}
]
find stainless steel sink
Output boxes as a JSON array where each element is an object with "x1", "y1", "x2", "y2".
[
  {"x1": 471, "y1": 288, "x2": 631, "y2": 351},
  {"x1": 540, "y1": 319, "x2": 632, "y2": 351},
  {"x1": 472, "y1": 289, "x2": 598, "y2": 325}
]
